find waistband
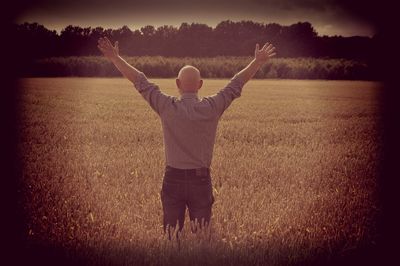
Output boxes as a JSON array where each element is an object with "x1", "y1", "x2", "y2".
[{"x1": 164, "y1": 165, "x2": 210, "y2": 178}]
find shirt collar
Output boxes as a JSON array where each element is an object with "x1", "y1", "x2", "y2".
[{"x1": 180, "y1": 92, "x2": 199, "y2": 100}]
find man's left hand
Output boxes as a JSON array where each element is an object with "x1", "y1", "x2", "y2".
[{"x1": 98, "y1": 37, "x2": 119, "y2": 60}]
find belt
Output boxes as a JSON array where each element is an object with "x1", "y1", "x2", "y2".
[{"x1": 165, "y1": 165, "x2": 210, "y2": 177}]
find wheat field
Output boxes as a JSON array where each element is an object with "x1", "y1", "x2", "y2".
[{"x1": 16, "y1": 78, "x2": 383, "y2": 265}]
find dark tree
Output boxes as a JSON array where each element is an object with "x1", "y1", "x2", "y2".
[{"x1": 12, "y1": 21, "x2": 375, "y2": 60}]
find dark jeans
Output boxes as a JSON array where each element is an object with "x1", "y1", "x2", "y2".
[{"x1": 160, "y1": 166, "x2": 215, "y2": 238}]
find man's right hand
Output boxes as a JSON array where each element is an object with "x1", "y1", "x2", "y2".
[
  {"x1": 254, "y1": 42, "x2": 276, "y2": 65},
  {"x1": 97, "y1": 37, "x2": 119, "y2": 60},
  {"x1": 233, "y1": 42, "x2": 277, "y2": 84}
]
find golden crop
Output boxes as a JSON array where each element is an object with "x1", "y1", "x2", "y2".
[{"x1": 17, "y1": 78, "x2": 382, "y2": 265}]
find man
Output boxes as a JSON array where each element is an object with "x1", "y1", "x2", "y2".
[{"x1": 97, "y1": 37, "x2": 276, "y2": 239}]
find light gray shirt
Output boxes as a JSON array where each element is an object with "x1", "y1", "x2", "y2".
[{"x1": 133, "y1": 72, "x2": 245, "y2": 169}]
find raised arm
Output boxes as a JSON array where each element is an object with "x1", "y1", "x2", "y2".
[
  {"x1": 97, "y1": 37, "x2": 140, "y2": 83},
  {"x1": 236, "y1": 42, "x2": 276, "y2": 84},
  {"x1": 97, "y1": 37, "x2": 174, "y2": 116},
  {"x1": 204, "y1": 42, "x2": 276, "y2": 117}
]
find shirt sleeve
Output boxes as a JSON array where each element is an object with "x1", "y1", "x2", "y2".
[
  {"x1": 204, "y1": 74, "x2": 245, "y2": 117},
  {"x1": 133, "y1": 72, "x2": 175, "y2": 115}
]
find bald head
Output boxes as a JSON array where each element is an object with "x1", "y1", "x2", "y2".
[{"x1": 176, "y1": 65, "x2": 203, "y2": 93}]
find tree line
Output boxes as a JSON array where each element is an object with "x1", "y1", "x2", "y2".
[
  {"x1": 28, "y1": 56, "x2": 373, "y2": 80},
  {"x1": 13, "y1": 21, "x2": 380, "y2": 61}
]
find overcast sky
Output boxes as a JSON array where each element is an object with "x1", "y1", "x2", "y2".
[{"x1": 15, "y1": 0, "x2": 376, "y2": 37}]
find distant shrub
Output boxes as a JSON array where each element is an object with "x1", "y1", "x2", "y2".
[{"x1": 25, "y1": 56, "x2": 375, "y2": 80}]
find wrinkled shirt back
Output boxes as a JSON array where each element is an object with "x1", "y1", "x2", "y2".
[{"x1": 133, "y1": 73, "x2": 244, "y2": 169}]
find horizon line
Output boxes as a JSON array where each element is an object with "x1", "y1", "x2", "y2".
[{"x1": 15, "y1": 20, "x2": 374, "y2": 38}]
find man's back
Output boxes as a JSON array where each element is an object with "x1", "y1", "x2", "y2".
[
  {"x1": 160, "y1": 93, "x2": 220, "y2": 169},
  {"x1": 133, "y1": 73, "x2": 245, "y2": 169}
]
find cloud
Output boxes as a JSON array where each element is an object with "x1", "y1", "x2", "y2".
[
  {"x1": 15, "y1": 0, "x2": 376, "y2": 36},
  {"x1": 253, "y1": 0, "x2": 335, "y2": 11},
  {"x1": 17, "y1": 0, "x2": 355, "y2": 14}
]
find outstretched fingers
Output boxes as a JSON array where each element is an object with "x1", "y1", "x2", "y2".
[
  {"x1": 261, "y1": 42, "x2": 270, "y2": 51},
  {"x1": 97, "y1": 39, "x2": 106, "y2": 49},
  {"x1": 265, "y1": 45, "x2": 276, "y2": 57},
  {"x1": 97, "y1": 43, "x2": 108, "y2": 53},
  {"x1": 104, "y1": 37, "x2": 114, "y2": 47},
  {"x1": 97, "y1": 39, "x2": 105, "y2": 48},
  {"x1": 266, "y1": 46, "x2": 276, "y2": 54},
  {"x1": 98, "y1": 37, "x2": 112, "y2": 49},
  {"x1": 98, "y1": 37, "x2": 107, "y2": 46}
]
